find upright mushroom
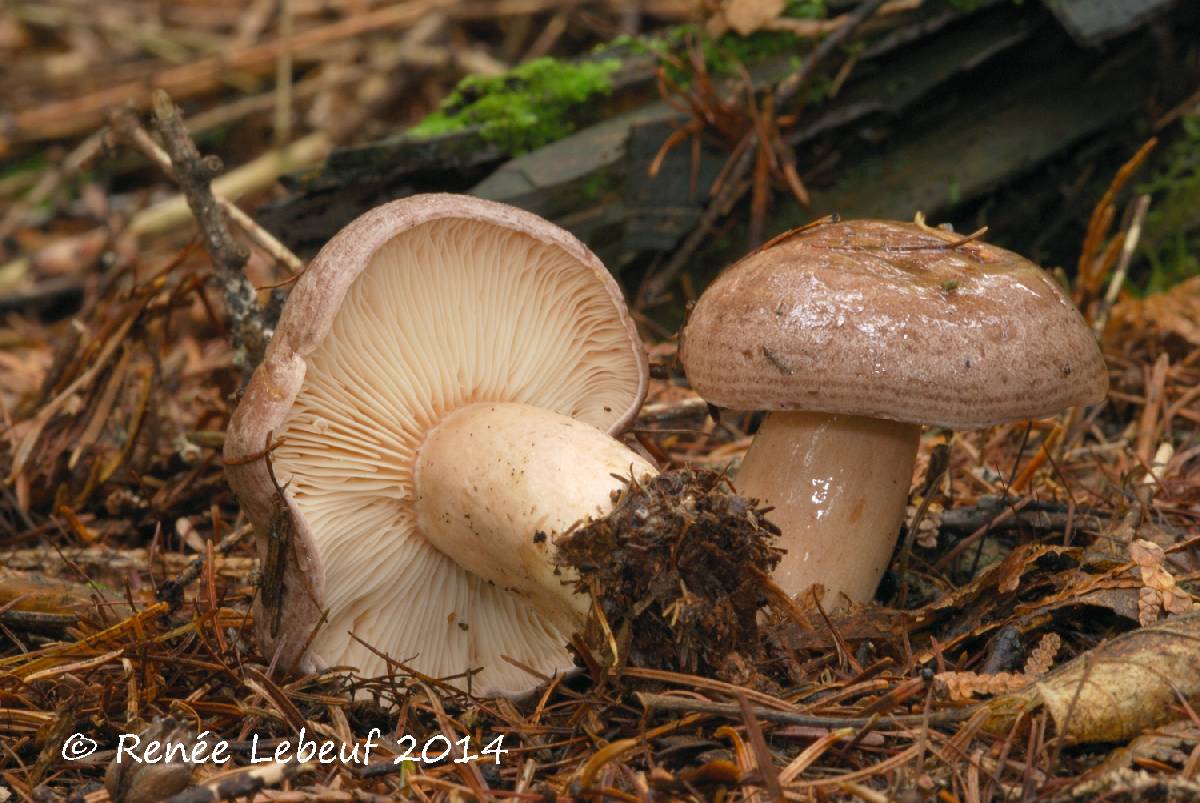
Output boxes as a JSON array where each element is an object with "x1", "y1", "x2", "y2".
[
  {"x1": 225, "y1": 194, "x2": 656, "y2": 697},
  {"x1": 680, "y1": 218, "x2": 1107, "y2": 606}
]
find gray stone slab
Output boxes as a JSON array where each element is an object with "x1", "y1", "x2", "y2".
[{"x1": 1043, "y1": 0, "x2": 1177, "y2": 45}]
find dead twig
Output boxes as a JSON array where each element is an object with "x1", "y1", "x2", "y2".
[
  {"x1": 147, "y1": 91, "x2": 270, "y2": 373},
  {"x1": 636, "y1": 692, "x2": 977, "y2": 727},
  {"x1": 157, "y1": 524, "x2": 253, "y2": 611},
  {"x1": 109, "y1": 110, "x2": 305, "y2": 275},
  {"x1": 1093, "y1": 193, "x2": 1152, "y2": 336}
]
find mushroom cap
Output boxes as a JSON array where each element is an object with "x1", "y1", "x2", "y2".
[
  {"x1": 681, "y1": 219, "x2": 1107, "y2": 429},
  {"x1": 224, "y1": 193, "x2": 646, "y2": 693}
]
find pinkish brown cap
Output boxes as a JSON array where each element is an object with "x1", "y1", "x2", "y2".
[
  {"x1": 224, "y1": 194, "x2": 646, "y2": 691},
  {"x1": 681, "y1": 218, "x2": 1107, "y2": 429}
]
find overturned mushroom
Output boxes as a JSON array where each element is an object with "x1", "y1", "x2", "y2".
[
  {"x1": 681, "y1": 218, "x2": 1107, "y2": 606},
  {"x1": 225, "y1": 194, "x2": 656, "y2": 697}
]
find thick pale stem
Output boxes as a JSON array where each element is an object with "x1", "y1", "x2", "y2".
[
  {"x1": 734, "y1": 411, "x2": 920, "y2": 606},
  {"x1": 414, "y1": 402, "x2": 657, "y2": 620}
]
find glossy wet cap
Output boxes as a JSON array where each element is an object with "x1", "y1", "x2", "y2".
[{"x1": 681, "y1": 218, "x2": 1108, "y2": 429}]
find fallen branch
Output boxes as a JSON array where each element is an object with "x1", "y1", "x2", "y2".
[
  {"x1": 145, "y1": 91, "x2": 270, "y2": 373},
  {"x1": 937, "y1": 498, "x2": 1110, "y2": 536},
  {"x1": 109, "y1": 110, "x2": 307, "y2": 275},
  {"x1": 0, "y1": 546, "x2": 256, "y2": 582}
]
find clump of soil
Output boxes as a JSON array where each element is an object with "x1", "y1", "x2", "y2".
[{"x1": 557, "y1": 469, "x2": 782, "y2": 684}]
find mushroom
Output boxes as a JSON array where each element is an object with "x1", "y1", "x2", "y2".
[
  {"x1": 680, "y1": 218, "x2": 1107, "y2": 606},
  {"x1": 224, "y1": 194, "x2": 656, "y2": 697}
]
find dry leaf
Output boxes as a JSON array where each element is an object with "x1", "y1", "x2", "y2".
[
  {"x1": 1023, "y1": 632, "x2": 1061, "y2": 677},
  {"x1": 985, "y1": 612, "x2": 1200, "y2": 744},
  {"x1": 721, "y1": 0, "x2": 785, "y2": 36},
  {"x1": 1130, "y1": 538, "x2": 1164, "y2": 569},
  {"x1": 1108, "y1": 275, "x2": 1200, "y2": 346},
  {"x1": 935, "y1": 671, "x2": 1029, "y2": 702},
  {"x1": 0, "y1": 569, "x2": 108, "y2": 617},
  {"x1": 995, "y1": 542, "x2": 1060, "y2": 594},
  {"x1": 1066, "y1": 768, "x2": 1200, "y2": 801},
  {"x1": 104, "y1": 718, "x2": 195, "y2": 803},
  {"x1": 1094, "y1": 719, "x2": 1200, "y2": 776},
  {"x1": 1132, "y1": 538, "x2": 1197, "y2": 625},
  {"x1": 1138, "y1": 586, "x2": 1163, "y2": 626}
]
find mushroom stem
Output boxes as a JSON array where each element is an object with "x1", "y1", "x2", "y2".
[
  {"x1": 733, "y1": 411, "x2": 920, "y2": 606},
  {"x1": 415, "y1": 402, "x2": 657, "y2": 621}
]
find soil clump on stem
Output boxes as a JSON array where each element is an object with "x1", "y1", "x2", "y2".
[{"x1": 558, "y1": 468, "x2": 782, "y2": 686}]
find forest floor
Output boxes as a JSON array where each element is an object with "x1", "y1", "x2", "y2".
[{"x1": 2, "y1": 1, "x2": 1199, "y2": 801}]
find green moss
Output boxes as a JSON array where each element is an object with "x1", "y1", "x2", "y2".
[
  {"x1": 695, "y1": 3, "x2": 824, "y2": 78},
  {"x1": 4, "y1": 153, "x2": 47, "y2": 175},
  {"x1": 410, "y1": 56, "x2": 620, "y2": 155},
  {"x1": 947, "y1": 177, "x2": 962, "y2": 205},
  {"x1": 785, "y1": 0, "x2": 827, "y2": 19},
  {"x1": 702, "y1": 29, "x2": 801, "y2": 76},
  {"x1": 581, "y1": 172, "x2": 610, "y2": 200},
  {"x1": 411, "y1": 3, "x2": 835, "y2": 156},
  {"x1": 1137, "y1": 115, "x2": 1200, "y2": 294},
  {"x1": 598, "y1": 32, "x2": 667, "y2": 59},
  {"x1": 665, "y1": 16, "x2": 837, "y2": 103}
]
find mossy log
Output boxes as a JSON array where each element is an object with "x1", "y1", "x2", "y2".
[
  {"x1": 259, "y1": 0, "x2": 1197, "y2": 311},
  {"x1": 257, "y1": 0, "x2": 987, "y2": 252}
]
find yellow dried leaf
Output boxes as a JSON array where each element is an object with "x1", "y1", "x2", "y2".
[{"x1": 984, "y1": 612, "x2": 1200, "y2": 744}]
